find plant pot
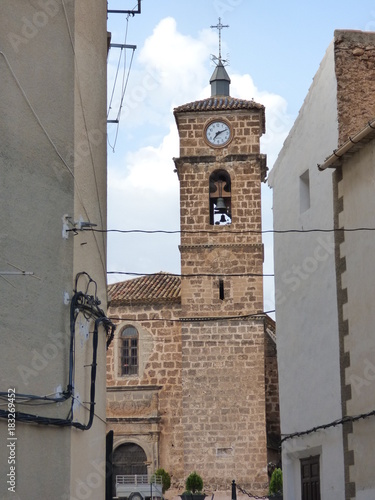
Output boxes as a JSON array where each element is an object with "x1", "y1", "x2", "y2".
[{"x1": 180, "y1": 494, "x2": 206, "y2": 500}]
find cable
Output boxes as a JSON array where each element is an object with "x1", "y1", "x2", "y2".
[
  {"x1": 109, "y1": 310, "x2": 275, "y2": 324},
  {"x1": 0, "y1": 51, "x2": 74, "y2": 179},
  {"x1": 108, "y1": 10, "x2": 137, "y2": 152},
  {"x1": 72, "y1": 396, "x2": 107, "y2": 426},
  {"x1": 0, "y1": 273, "x2": 115, "y2": 430},
  {"x1": 70, "y1": 226, "x2": 375, "y2": 235},
  {"x1": 280, "y1": 407, "x2": 375, "y2": 443},
  {"x1": 108, "y1": 271, "x2": 274, "y2": 278},
  {"x1": 108, "y1": 47, "x2": 135, "y2": 152},
  {"x1": 107, "y1": 47, "x2": 125, "y2": 119}
]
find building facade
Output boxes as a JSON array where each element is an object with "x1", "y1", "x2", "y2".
[
  {"x1": 0, "y1": 2, "x2": 110, "y2": 499},
  {"x1": 269, "y1": 30, "x2": 375, "y2": 499},
  {"x1": 107, "y1": 61, "x2": 280, "y2": 497}
]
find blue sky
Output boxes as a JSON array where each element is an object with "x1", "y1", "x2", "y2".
[{"x1": 106, "y1": 0, "x2": 375, "y2": 312}]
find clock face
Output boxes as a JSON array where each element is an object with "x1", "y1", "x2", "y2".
[{"x1": 205, "y1": 120, "x2": 231, "y2": 147}]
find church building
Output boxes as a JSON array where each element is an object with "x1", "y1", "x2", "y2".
[{"x1": 107, "y1": 28, "x2": 279, "y2": 497}]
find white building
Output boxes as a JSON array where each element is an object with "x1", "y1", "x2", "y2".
[
  {"x1": 269, "y1": 30, "x2": 375, "y2": 499},
  {"x1": 0, "y1": 2, "x2": 112, "y2": 498}
]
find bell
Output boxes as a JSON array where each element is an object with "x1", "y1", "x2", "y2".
[
  {"x1": 216, "y1": 197, "x2": 227, "y2": 213},
  {"x1": 220, "y1": 214, "x2": 226, "y2": 223}
]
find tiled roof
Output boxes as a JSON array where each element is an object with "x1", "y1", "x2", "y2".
[
  {"x1": 108, "y1": 272, "x2": 181, "y2": 305},
  {"x1": 173, "y1": 96, "x2": 264, "y2": 114}
]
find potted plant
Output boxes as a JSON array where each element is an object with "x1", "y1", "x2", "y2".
[
  {"x1": 180, "y1": 471, "x2": 206, "y2": 500},
  {"x1": 269, "y1": 467, "x2": 283, "y2": 499},
  {"x1": 154, "y1": 468, "x2": 171, "y2": 494}
]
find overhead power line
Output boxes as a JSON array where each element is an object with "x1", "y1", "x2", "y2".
[
  {"x1": 70, "y1": 226, "x2": 375, "y2": 236},
  {"x1": 107, "y1": 271, "x2": 274, "y2": 278},
  {"x1": 109, "y1": 310, "x2": 275, "y2": 324}
]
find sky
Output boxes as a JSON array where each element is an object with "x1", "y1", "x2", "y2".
[{"x1": 106, "y1": 0, "x2": 375, "y2": 314}]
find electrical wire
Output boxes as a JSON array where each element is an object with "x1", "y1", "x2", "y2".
[
  {"x1": 72, "y1": 396, "x2": 107, "y2": 426},
  {"x1": 108, "y1": 47, "x2": 135, "y2": 152},
  {"x1": 0, "y1": 272, "x2": 115, "y2": 430},
  {"x1": 107, "y1": 271, "x2": 274, "y2": 278},
  {"x1": 107, "y1": 47, "x2": 125, "y2": 120},
  {"x1": 69, "y1": 226, "x2": 375, "y2": 235},
  {"x1": 280, "y1": 407, "x2": 375, "y2": 443},
  {"x1": 107, "y1": 10, "x2": 136, "y2": 152},
  {"x1": 109, "y1": 310, "x2": 275, "y2": 324}
]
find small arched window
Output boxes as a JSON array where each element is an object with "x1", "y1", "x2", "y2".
[
  {"x1": 209, "y1": 169, "x2": 232, "y2": 225},
  {"x1": 120, "y1": 326, "x2": 138, "y2": 376}
]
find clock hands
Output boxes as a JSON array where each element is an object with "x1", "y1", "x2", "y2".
[{"x1": 214, "y1": 129, "x2": 226, "y2": 139}]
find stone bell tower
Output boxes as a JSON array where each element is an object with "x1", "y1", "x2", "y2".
[{"x1": 173, "y1": 20, "x2": 269, "y2": 495}]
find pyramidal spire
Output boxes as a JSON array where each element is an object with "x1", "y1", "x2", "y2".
[{"x1": 209, "y1": 18, "x2": 231, "y2": 97}]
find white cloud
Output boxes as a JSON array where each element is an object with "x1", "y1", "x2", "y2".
[
  {"x1": 107, "y1": 18, "x2": 218, "y2": 130},
  {"x1": 139, "y1": 18, "x2": 216, "y2": 102}
]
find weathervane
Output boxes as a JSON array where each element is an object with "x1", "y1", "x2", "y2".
[{"x1": 210, "y1": 17, "x2": 229, "y2": 64}]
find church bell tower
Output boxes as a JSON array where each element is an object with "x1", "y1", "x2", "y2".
[{"x1": 173, "y1": 20, "x2": 269, "y2": 495}]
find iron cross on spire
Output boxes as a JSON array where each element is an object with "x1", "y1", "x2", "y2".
[{"x1": 210, "y1": 17, "x2": 229, "y2": 61}]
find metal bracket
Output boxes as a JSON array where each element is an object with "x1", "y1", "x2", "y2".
[{"x1": 107, "y1": 0, "x2": 141, "y2": 15}]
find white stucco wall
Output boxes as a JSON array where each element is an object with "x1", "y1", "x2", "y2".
[
  {"x1": 339, "y1": 139, "x2": 375, "y2": 496},
  {"x1": 268, "y1": 41, "x2": 345, "y2": 497},
  {"x1": 0, "y1": 1, "x2": 108, "y2": 499}
]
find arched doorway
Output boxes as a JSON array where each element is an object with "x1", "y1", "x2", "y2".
[{"x1": 112, "y1": 443, "x2": 148, "y2": 496}]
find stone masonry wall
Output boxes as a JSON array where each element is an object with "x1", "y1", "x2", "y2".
[
  {"x1": 107, "y1": 301, "x2": 184, "y2": 488},
  {"x1": 181, "y1": 319, "x2": 269, "y2": 493},
  {"x1": 335, "y1": 30, "x2": 375, "y2": 144},
  {"x1": 175, "y1": 105, "x2": 269, "y2": 495},
  {"x1": 264, "y1": 332, "x2": 280, "y2": 467},
  {"x1": 176, "y1": 109, "x2": 263, "y2": 157}
]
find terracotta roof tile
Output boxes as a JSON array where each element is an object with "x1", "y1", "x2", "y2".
[
  {"x1": 108, "y1": 272, "x2": 181, "y2": 305},
  {"x1": 173, "y1": 96, "x2": 264, "y2": 114}
]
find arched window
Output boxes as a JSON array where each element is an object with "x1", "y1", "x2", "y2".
[
  {"x1": 112, "y1": 443, "x2": 148, "y2": 495},
  {"x1": 120, "y1": 325, "x2": 138, "y2": 376},
  {"x1": 209, "y1": 169, "x2": 232, "y2": 225}
]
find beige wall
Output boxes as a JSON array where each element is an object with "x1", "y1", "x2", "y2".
[{"x1": 0, "y1": 1, "x2": 108, "y2": 498}]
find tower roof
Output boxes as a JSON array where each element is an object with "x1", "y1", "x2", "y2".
[
  {"x1": 210, "y1": 60, "x2": 231, "y2": 97},
  {"x1": 174, "y1": 96, "x2": 265, "y2": 134}
]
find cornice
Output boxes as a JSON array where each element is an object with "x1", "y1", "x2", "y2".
[
  {"x1": 173, "y1": 153, "x2": 265, "y2": 166},
  {"x1": 107, "y1": 385, "x2": 162, "y2": 392},
  {"x1": 106, "y1": 417, "x2": 161, "y2": 424},
  {"x1": 179, "y1": 243, "x2": 263, "y2": 250}
]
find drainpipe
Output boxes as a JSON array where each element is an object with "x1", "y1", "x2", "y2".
[{"x1": 318, "y1": 118, "x2": 375, "y2": 170}]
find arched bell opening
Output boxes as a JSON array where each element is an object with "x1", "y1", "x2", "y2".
[{"x1": 209, "y1": 169, "x2": 232, "y2": 225}]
